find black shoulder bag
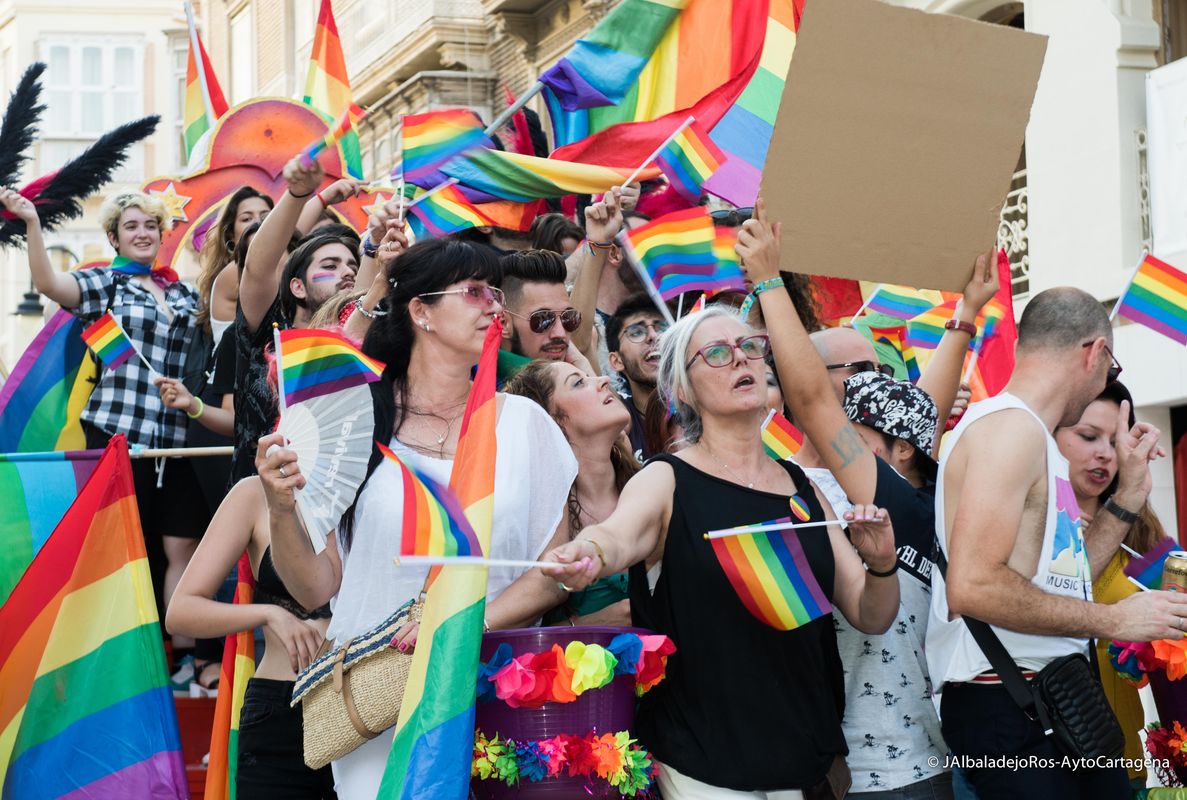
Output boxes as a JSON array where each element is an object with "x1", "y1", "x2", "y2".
[{"x1": 935, "y1": 548, "x2": 1125, "y2": 760}]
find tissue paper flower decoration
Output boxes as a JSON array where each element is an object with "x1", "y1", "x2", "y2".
[{"x1": 472, "y1": 729, "x2": 657, "y2": 796}]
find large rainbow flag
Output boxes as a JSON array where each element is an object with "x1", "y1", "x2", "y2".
[
  {"x1": 1114, "y1": 253, "x2": 1187, "y2": 346},
  {"x1": 304, "y1": 0, "x2": 364, "y2": 178},
  {"x1": 441, "y1": 148, "x2": 659, "y2": 202},
  {"x1": 620, "y1": 208, "x2": 745, "y2": 300},
  {"x1": 407, "y1": 183, "x2": 497, "y2": 241},
  {"x1": 0, "y1": 449, "x2": 102, "y2": 605},
  {"x1": 378, "y1": 443, "x2": 482, "y2": 559},
  {"x1": 204, "y1": 552, "x2": 256, "y2": 800},
  {"x1": 0, "y1": 309, "x2": 95, "y2": 453},
  {"x1": 276, "y1": 328, "x2": 385, "y2": 407},
  {"x1": 183, "y1": 0, "x2": 228, "y2": 161},
  {"x1": 402, "y1": 109, "x2": 492, "y2": 184},
  {"x1": 379, "y1": 319, "x2": 501, "y2": 798},
  {"x1": 0, "y1": 436, "x2": 186, "y2": 798}
]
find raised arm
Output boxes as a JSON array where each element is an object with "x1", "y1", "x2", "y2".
[
  {"x1": 737, "y1": 199, "x2": 878, "y2": 503},
  {"x1": 0, "y1": 189, "x2": 80, "y2": 308},
  {"x1": 569, "y1": 188, "x2": 623, "y2": 356},
  {"x1": 240, "y1": 157, "x2": 323, "y2": 330},
  {"x1": 295, "y1": 177, "x2": 363, "y2": 237},
  {"x1": 353, "y1": 196, "x2": 404, "y2": 288}
]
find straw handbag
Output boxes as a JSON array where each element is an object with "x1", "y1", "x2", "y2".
[{"x1": 291, "y1": 598, "x2": 421, "y2": 769}]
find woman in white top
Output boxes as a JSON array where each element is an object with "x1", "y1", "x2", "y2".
[
  {"x1": 195, "y1": 185, "x2": 273, "y2": 348},
  {"x1": 258, "y1": 238, "x2": 576, "y2": 800}
]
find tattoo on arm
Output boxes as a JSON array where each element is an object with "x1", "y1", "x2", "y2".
[{"x1": 830, "y1": 425, "x2": 865, "y2": 469}]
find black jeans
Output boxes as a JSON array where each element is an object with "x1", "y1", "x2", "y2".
[
  {"x1": 940, "y1": 682, "x2": 1129, "y2": 800},
  {"x1": 237, "y1": 678, "x2": 336, "y2": 800}
]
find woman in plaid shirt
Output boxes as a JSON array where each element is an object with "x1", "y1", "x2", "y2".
[{"x1": 2, "y1": 188, "x2": 212, "y2": 661}]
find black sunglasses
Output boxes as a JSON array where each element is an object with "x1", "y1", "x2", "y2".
[
  {"x1": 709, "y1": 207, "x2": 754, "y2": 227},
  {"x1": 507, "y1": 307, "x2": 582, "y2": 334},
  {"x1": 1082, "y1": 341, "x2": 1122, "y2": 383},
  {"x1": 826, "y1": 360, "x2": 896, "y2": 378}
]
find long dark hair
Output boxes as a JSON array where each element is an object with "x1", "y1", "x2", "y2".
[
  {"x1": 196, "y1": 186, "x2": 273, "y2": 331},
  {"x1": 337, "y1": 238, "x2": 503, "y2": 549}
]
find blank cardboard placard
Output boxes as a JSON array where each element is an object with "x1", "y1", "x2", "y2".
[{"x1": 761, "y1": 0, "x2": 1047, "y2": 292}]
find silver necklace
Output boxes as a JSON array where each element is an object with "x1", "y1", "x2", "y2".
[{"x1": 702, "y1": 443, "x2": 757, "y2": 489}]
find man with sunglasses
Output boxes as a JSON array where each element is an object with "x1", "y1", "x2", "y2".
[
  {"x1": 500, "y1": 249, "x2": 583, "y2": 361},
  {"x1": 605, "y1": 292, "x2": 671, "y2": 459}
]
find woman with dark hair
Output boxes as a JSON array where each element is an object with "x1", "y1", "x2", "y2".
[
  {"x1": 195, "y1": 186, "x2": 273, "y2": 347},
  {"x1": 530, "y1": 212, "x2": 585, "y2": 255},
  {"x1": 505, "y1": 359, "x2": 650, "y2": 626},
  {"x1": 1054, "y1": 380, "x2": 1167, "y2": 787},
  {"x1": 259, "y1": 238, "x2": 577, "y2": 799}
]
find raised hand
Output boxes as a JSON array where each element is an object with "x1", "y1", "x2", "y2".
[
  {"x1": 1112, "y1": 400, "x2": 1162, "y2": 510},
  {"x1": 283, "y1": 154, "x2": 324, "y2": 198},
  {"x1": 255, "y1": 432, "x2": 305, "y2": 514},
  {"x1": 376, "y1": 223, "x2": 408, "y2": 276},
  {"x1": 585, "y1": 187, "x2": 623, "y2": 245},
  {"x1": 960, "y1": 248, "x2": 1000, "y2": 313},
  {"x1": 0, "y1": 188, "x2": 38, "y2": 223},
  {"x1": 319, "y1": 178, "x2": 364, "y2": 206},
  {"x1": 735, "y1": 197, "x2": 782, "y2": 283},
  {"x1": 154, "y1": 376, "x2": 196, "y2": 414}
]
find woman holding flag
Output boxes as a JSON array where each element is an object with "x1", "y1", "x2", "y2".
[
  {"x1": 544, "y1": 306, "x2": 900, "y2": 798},
  {"x1": 259, "y1": 237, "x2": 577, "y2": 799}
]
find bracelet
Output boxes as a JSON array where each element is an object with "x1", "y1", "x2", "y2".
[
  {"x1": 585, "y1": 537, "x2": 608, "y2": 571},
  {"x1": 361, "y1": 235, "x2": 379, "y2": 258},
  {"x1": 866, "y1": 561, "x2": 898, "y2": 578},
  {"x1": 585, "y1": 239, "x2": 613, "y2": 256},
  {"x1": 355, "y1": 298, "x2": 389, "y2": 319},
  {"x1": 288, "y1": 187, "x2": 314, "y2": 199},
  {"x1": 185, "y1": 397, "x2": 205, "y2": 419},
  {"x1": 315, "y1": 189, "x2": 328, "y2": 207},
  {"x1": 751, "y1": 276, "x2": 785, "y2": 296},
  {"x1": 944, "y1": 318, "x2": 978, "y2": 337},
  {"x1": 1103, "y1": 496, "x2": 1139, "y2": 524}
]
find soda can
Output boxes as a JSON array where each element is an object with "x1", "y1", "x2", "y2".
[{"x1": 1163, "y1": 551, "x2": 1187, "y2": 593}]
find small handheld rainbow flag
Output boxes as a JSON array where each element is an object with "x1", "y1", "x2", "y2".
[
  {"x1": 1112, "y1": 253, "x2": 1187, "y2": 345},
  {"x1": 80, "y1": 312, "x2": 148, "y2": 372},
  {"x1": 655, "y1": 120, "x2": 726, "y2": 203},
  {"x1": 402, "y1": 109, "x2": 492, "y2": 184},
  {"x1": 1123, "y1": 537, "x2": 1178, "y2": 590},
  {"x1": 275, "y1": 328, "x2": 385, "y2": 409},
  {"x1": 709, "y1": 517, "x2": 832, "y2": 631},
  {"x1": 868, "y1": 325, "x2": 920, "y2": 382},
  {"x1": 620, "y1": 207, "x2": 746, "y2": 301},
  {"x1": 407, "y1": 182, "x2": 497, "y2": 240},
  {"x1": 378, "y1": 442, "x2": 483, "y2": 559},
  {"x1": 861, "y1": 284, "x2": 948, "y2": 320},
  {"x1": 761, "y1": 409, "x2": 803, "y2": 460},
  {"x1": 302, "y1": 105, "x2": 366, "y2": 167}
]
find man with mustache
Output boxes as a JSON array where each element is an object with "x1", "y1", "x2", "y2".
[{"x1": 500, "y1": 249, "x2": 581, "y2": 362}]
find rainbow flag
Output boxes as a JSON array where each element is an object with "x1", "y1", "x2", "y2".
[
  {"x1": 407, "y1": 183, "x2": 497, "y2": 240},
  {"x1": 905, "y1": 300, "x2": 1004, "y2": 351},
  {"x1": 441, "y1": 148, "x2": 659, "y2": 202},
  {"x1": 868, "y1": 325, "x2": 920, "y2": 382},
  {"x1": 303, "y1": 0, "x2": 364, "y2": 178},
  {"x1": 379, "y1": 319, "x2": 501, "y2": 798},
  {"x1": 302, "y1": 105, "x2": 366, "y2": 165},
  {"x1": 1123, "y1": 538, "x2": 1178, "y2": 590},
  {"x1": 402, "y1": 109, "x2": 492, "y2": 184},
  {"x1": 713, "y1": 227, "x2": 740, "y2": 269},
  {"x1": 761, "y1": 410, "x2": 803, "y2": 461},
  {"x1": 183, "y1": 1, "x2": 228, "y2": 161},
  {"x1": 0, "y1": 309, "x2": 95, "y2": 453},
  {"x1": 0, "y1": 449, "x2": 102, "y2": 605},
  {"x1": 275, "y1": 328, "x2": 385, "y2": 407},
  {"x1": 710, "y1": 517, "x2": 832, "y2": 630},
  {"x1": 655, "y1": 120, "x2": 726, "y2": 202},
  {"x1": 1114, "y1": 254, "x2": 1187, "y2": 345},
  {"x1": 379, "y1": 443, "x2": 482, "y2": 559},
  {"x1": 0, "y1": 436, "x2": 186, "y2": 798},
  {"x1": 621, "y1": 208, "x2": 745, "y2": 300},
  {"x1": 204, "y1": 552, "x2": 255, "y2": 800},
  {"x1": 863, "y1": 284, "x2": 948, "y2": 321},
  {"x1": 80, "y1": 312, "x2": 138, "y2": 371}
]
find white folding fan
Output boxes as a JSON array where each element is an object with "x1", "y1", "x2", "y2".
[{"x1": 276, "y1": 383, "x2": 375, "y2": 553}]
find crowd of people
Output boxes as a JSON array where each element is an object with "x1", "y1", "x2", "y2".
[{"x1": 1, "y1": 137, "x2": 1177, "y2": 800}]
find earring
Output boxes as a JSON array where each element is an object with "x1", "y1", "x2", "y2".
[{"x1": 420, "y1": 320, "x2": 430, "y2": 331}]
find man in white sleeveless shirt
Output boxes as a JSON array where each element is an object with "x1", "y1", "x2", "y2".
[{"x1": 927, "y1": 287, "x2": 1182, "y2": 798}]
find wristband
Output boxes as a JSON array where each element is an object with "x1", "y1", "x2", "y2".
[
  {"x1": 315, "y1": 189, "x2": 328, "y2": 207},
  {"x1": 585, "y1": 538, "x2": 608, "y2": 571},
  {"x1": 355, "y1": 298, "x2": 389, "y2": 319},
  {"x1": 185, "y1": 397, "x2": 205, "y2": 419},
  {"x1": 361, "y1": 235, "x2": 379, "y2": 258},
  {"x1": 585, "y1": 239, "x2": 613, "y2": 256},
  {"x1": 944, "y1": 318, "x2": 977, "y2": 337},
  {"x1": 866, "y1": 561, "x2": 898, "y2": 578},
  {"x1": 751, "y1": 276, "x2": 785, "y2": 296},
  {"x1": 1103, "y1": 496, "x2": 1139, "y2": 524},
  {"x1": 288, "y1": 187, "x2": 314, "y2": 199}
]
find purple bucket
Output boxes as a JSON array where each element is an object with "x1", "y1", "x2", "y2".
[
  {"x1": 1149, "y1": 668, "x2": 1187, "y2": 725},
  {"x1": 472, "y1": 626, "x2": 651, "y2": 800}
]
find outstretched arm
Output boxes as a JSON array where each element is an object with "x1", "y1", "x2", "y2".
[{"x1": 0, "y1": 189, "x2": 80, "y2": 308}]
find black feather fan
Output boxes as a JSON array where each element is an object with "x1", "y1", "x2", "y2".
[{"x1": 0, "y1": 62, "x2": 46, "y2": 189}]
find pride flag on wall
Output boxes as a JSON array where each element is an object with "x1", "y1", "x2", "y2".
[
  {"x1": 304, "y1": 0, "x2": 364, "y2": 178},
  {"x1": 1113, "y1": 253, "x2": 1187, "y2": 345},
  {"x1": 0, "y1": 436, "x2": 186, "y2": 798}
]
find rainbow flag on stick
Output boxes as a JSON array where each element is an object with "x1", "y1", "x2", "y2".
[
  {"x1": 761, "y1": 409, "x2": 803, "y2": 461},
  {"x1": 380, "y1": 443, "x2": 482, "y2": 559},
  {"x1": 860, "y1": 284, "x2": 947, "y2": 321},
  {"x1": 275, "y1": 328, "x2": 385, "y2": 409},
  {"x1": 402, "y1": 109, "x2": 492, "y2": 184},
  {"x1": 1112, "y1": 253, "x2": 1187, "y2": 345},
  {"x1": 708, "y1": 516, "x2": 832, "y2": 631},
  {"x1": 204, "y1": 552, "x2": 256, "y2": 800},
  {"x1": 80, "y1": 312, "x2": 150, "y2": 373},
  {"x1": 183, "y1": 1, "x2": 228, "y2": 161},
  {"x1": 0, "y1": 436, "x2": 186, "y2": 798},
  {"x1": 304, "y1": 0, "x2": 364, "y2": 178},
  {"x1": 655, "y1": 118, "x2": 726, "y2": 202},
  {"x1": 302, "y1": 105, "x2": 366, "y2": 167},
  {"x1": 620, "y1": 207, "x2": 746, "y2": 301},
  {"x1": 407, "y1": 182, "x2": 495, "y2": 240},
  {"x1": 379, "y1": 319, "x2": 501, "y2": 798}
]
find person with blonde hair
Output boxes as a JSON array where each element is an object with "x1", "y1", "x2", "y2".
[{"x1": 0, "y1": 187, "x2": 211, "y2": 680}]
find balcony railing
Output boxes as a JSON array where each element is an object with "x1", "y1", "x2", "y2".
[{"x1": 997, "y1": 168, "x2": 1029, "y2": 300}]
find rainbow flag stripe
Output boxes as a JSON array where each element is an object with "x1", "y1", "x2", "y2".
[
  {"x1": 0, "y1": 437, "x2": 186, "y2": 799},
  {"x1": 402, "y1": 109, "x2": 491, "y2": 183},
  {"x1": 0, "y1": 309, "x2": 95, "y2": 453},
  {"x1": 761, "y1": 410, "x2": 803, "y2": 461},
  {"x1": 407, "y1": 184, "x2": 497, "y2": 240},
  {"x1": 868, "y1": 325, "x2": 920, "y2": 382},
  {"x1": 905, "y1": 300, "x2": 1004, "y2": 351},
  {"x1": 713, "y1": 227, "x2": 740, "y2": 269},
  {"x1": 277, "y1": 328, "x2": 385, "y2": 406},
  {"x1": 1116, "y1": 254, "x2": 1187, "y2": 345},
  {"x1": 80, "y1": 312, "x2": 137, "y2": 371},
  {"x1": 1123, "y1": 537, "x2": 1178, "y2": 590},
  {"x1": 183, "y1": 5, "x2": 228, "y2": 160},
  {"x1": 204, "y1": 552, "x2": 255, "y2": 800},
  {"x1": 622, "y1": 208, "x2": 745, "y2": 300},
  {"x1": 380, "y1": 320, "x2": 502, "y2": 798},
  {"x1": 379, "y1": 442, "x2": 483, "y2": 559},
  {"x1": 441, "y1": 148, "x2": 658, "y2": 203},
  {"x1": 710, "y1": 517, "x2": 831, "y2": 631},
  {"x1": 303, "y1": 0, "x2": 363, "y2": 178},
  {"x1": 655, "y1": 121, "x2": 726, "y2": 202},
  {"x1": 864, "y1": 284, "x2": 947, "y2": 321},
  {"x1": 789, "y1": 495, "x2": 811, "y2": 523}
]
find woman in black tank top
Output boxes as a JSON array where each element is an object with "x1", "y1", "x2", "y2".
[
  {"x1": 165, "y1": 477, "x2": 336, "y2": 799},
  {"x1": 546, "y1": 308, "x2": 901, "y2": 797}
]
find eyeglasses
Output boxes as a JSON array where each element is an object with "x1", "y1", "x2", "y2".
[
  {"x1": 826, "y1": 360, "x2": 896, "y2": 378},
  {"x1": 418, "y1": 285, "x2": 504, "y2": 308},
  {"x1": 623, "y1": 319, "x2": 669, "y2": 343},
  {"x1": 685, "y1": 335, "x2": 771, "y2": 369},
  {"x1": 1082, "y1": 340, "x2": 1122, "y2": 383},
  {"x1": 507, "y1": 307, "x2": 582, "y2": 334},
  {"x1": 709, "y1": 207, "x2": 754, "y2": 227}
]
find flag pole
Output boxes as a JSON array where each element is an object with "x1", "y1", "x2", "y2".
[
  {"x1": 406, "y1": 178, "x2": 460, "y2": 210},
  {"x1": 618, "y1": 232, "x2": 675, "y2": 326},
  {"x1": 961, "y1": 346, "x2": 980, "y2": 385},
  {"x1": 704, "y1": 519, "x2": 836, "y2": 540},
  {"x1": 111, "y1": 315, "x2": 157, "y2": 376},
  {"x1": 484, "y1": 81, "x2": 544, "y2": 135},
  {"x1": 676, "y1": 293, "x2": 685, "y2": 319},
  {"x1": 395, "y1": 178, "x2": 406, "y2": 224},
  {"x1": 622, "y1": 115, "x2": 696, "y2": 188},
  {"x1": 849, "y1": 284, "x2": 882, "y2": 324},
  {"x1": 394, "y1": 555, "x2": 566, "y2": 571},
  {"x1": 1109, "y1": 251, "x2": 1147, "y2": 322},
  {"x1": 273, "y1": 323, "x2": 286, "y2": 414},
  {"x1": 183, "y1": 1, "x2": 217, "y2": 126}
]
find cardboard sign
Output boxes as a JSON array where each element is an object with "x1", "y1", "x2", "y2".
[{"x1": 761, "y1": 0, "x2": 1047, "y2": 292}]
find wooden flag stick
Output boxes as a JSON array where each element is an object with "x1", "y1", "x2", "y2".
[
  {"x1": 704, "y1": 519, "x2": 836, "y2": 540},
  {"x1": 623, "y1": 115, "x2": 696, "y2": 188},
  {"x1": 393, "y1": 555, "x2": 566, "y2": 570}
]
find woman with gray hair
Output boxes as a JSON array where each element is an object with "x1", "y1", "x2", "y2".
[{"x1": 545, "y1": 305, "x2": 901, "y2": 799}]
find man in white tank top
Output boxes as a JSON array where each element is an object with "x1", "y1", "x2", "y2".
[{"x1": 927, "y1": 287, "x2": 1180, "y2": 798}]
